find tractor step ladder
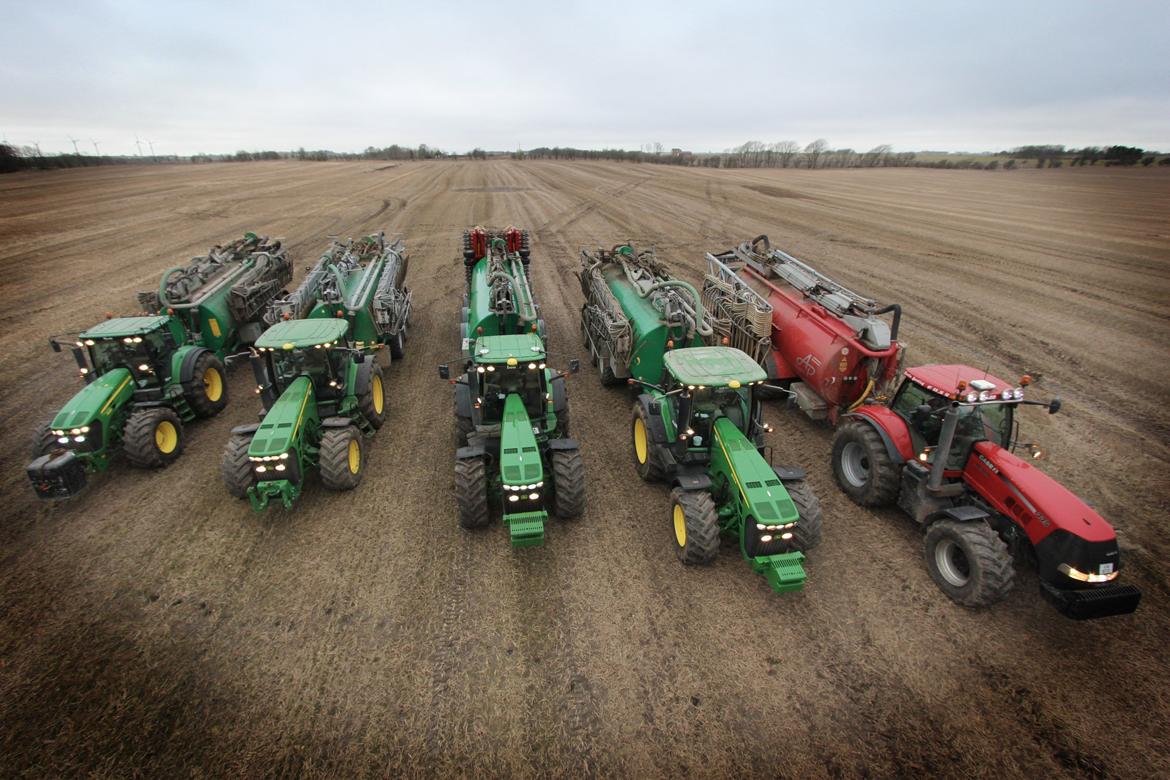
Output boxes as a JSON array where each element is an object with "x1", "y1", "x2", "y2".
[
  {"x1": 506, "y1": 510, "x2": 547, "y2": 548},
  {"x1": 790, "y1": 382, "x2": 828, "y2": 421},
  {"x1": 752, "y1": 551, "x2": 807, "y2": 593}
]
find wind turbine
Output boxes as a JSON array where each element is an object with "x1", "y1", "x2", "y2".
[
  {"x1": 91, "y1": 138, "x2": 101, "y2": 155},
  {"x1": 134, "y1": 136, "x2": 143, "y2": 156},
  {"x1": 68, "y1": 135, "x2": 81, "y2": 155},
  {"x1": 146, "y1": 139, "x2": 156, "y2": 159}
]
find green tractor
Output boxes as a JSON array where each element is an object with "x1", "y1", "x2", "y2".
[
  {"x1": 221, "y1": 318, "x2": 385, "y2": 511},
  {"x1": 439, "y1": 226, "x2": 585, "y2": 547},
  {"x1": 27, "y1": 234, "x2": 291, "y2": 499},
  {"x1": 579, "y1": 244, "x2": 822, "y2": 593}
]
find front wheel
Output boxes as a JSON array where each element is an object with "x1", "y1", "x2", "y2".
[
  {"x1": 551, "y1": 447, "x2": 586, "y2": 519},
  {"x1": 670, "y1": 488, "x2": 720, "y2": 565},
  {"x1": 783, "y1": 479, "x2": 823, "y2": 551},
  {"x1": 122, "y1": 407, "x2": 184, "y2": 468},
  {"x1": 923, "y1": 520, "x2": 1015, "y2": 607},
  {"x1": 320, "y1": 426, "x2": 364, "y2": 490},
  {"x1": 454, "y1": 456, "x2": 490, "y2": 529},
  {"x1": 31, "y1": 419, "x2": 56, "y2": 458},
  {"x1": 831, "y1": 421, "x2": 900, "y2": 506},
  {"x1": 221, "y1": 432, "x2": 256, "y2": 499}
]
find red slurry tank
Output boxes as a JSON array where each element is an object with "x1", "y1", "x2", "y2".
[{"x1": 706, "y1": 235, "x2": 902, "y2": 424}]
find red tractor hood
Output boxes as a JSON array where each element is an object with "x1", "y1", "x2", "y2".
[{"x1": 966, "y1": 441, "x2": 1116, "y2": 544}]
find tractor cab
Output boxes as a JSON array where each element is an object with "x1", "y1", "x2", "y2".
[
  {"x1": 73, "y1": 316, "x2": 186, "y2": 389},
  {"x1": 661, "y1": 347, "x2": 768, "y2": 450},
  {"x1": 892, "y1": 365, "x2": 1024, "y2": 470},
  {"x1": 468, "y1": 333, "x2": 551, "y2": 428},
  {"x1": 253, "y1": 319, "x2": 354, "y2": 412}
]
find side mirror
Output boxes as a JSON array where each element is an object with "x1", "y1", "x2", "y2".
[
  {"x1": 912, "y1": 403, "x2": 932, "y2": 424},
  {"x1": 50, "y1": 338, "x2": 62, "y2": 353},
  {"x1": 1048, "y1": 398, "x2": 1062, "y2": 415},
  {"x1": 569, "y1": 359, "x2": 580, "y2": 374},
  {"x1": 438, "y1": 364, "x2": 450, "y2": 380}
]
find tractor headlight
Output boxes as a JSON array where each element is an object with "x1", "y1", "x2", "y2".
[
  {"x1": 1001, "y1": 389, "x2": 1013, "y2": 400},
  {"x1": 80, "y1": 426, "x2": 90, "y2": 433},
  {"x1": 279, "y1": 452, "x2": 289, "y2": 460},
  {"x1": 979, "y1": 390, "x2": 993, "y2": 402},
  {"x1": 508, "y1": 494, "x2": 519, "y2": 502},
  {"x1": 529, "y1": 492, "x2": 539, "y2": 500},
  {"x1": 965, "y1": 391, "x2": 978, "y2": 403},
  {"x1": 756, "y1": 524, "x2": 766, "y2": 530},
  {"x1": 760, "y1": 534, "x2": 773, "y2": 543},
  {"x1": 255, "y1": 465, "x2": 267, "y2": 473},
  {"x1": 137, "y1": 363, "x2": 152, "y2": 372},
  {"x1": 1059, "y1": 563, "x2": 1119, "y2": 583},
  {"x1": 74, "y1": 435, "x2": 85, "y2": 443},
  {"x1": 538, "y1": 363, "x2": 546, "y2": 370},
  {"x1": 528, "y1": 362, "x2": 537, "y2": 370},
  {"x1": 1013, "y1": 387, "x2": 1024, "y2": 400},
  {"x1": 57, "y1": 436, "x2": 70, "y2": 444},
  {"x1": 780, "y1": 532, "x2": 794, "y2": 540},
  {"x1": 275, "y1": 464, "x2": 286, "y2": 472},
  {"x1": 71, "y1": 428, "x2": 81, "y2": 435},
  {"x1": 84, "y1": 339, "x2": 95, "y2": 346}
]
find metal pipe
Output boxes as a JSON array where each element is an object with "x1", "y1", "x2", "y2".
[{"x1": 928, "y1": 405, "x2": 960, "y2": 492}]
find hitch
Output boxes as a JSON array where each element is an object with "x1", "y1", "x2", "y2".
[
  {"x1": 751, "y1": 551, "x2": 807, "y2": 593},
  {"x1": 505, "y1": 510, "x2": 547, "y2": 548}
]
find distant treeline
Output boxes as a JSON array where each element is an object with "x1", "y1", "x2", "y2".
[{"x1": 3, "y1": 139, "x2": 1165, "y2": 174}]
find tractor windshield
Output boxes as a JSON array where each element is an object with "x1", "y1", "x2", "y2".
[
  {"x1": 272, "y1": 348, "x2": 342, "y2": 394},
  {"x1": 893, "y1": 381, "x2": 1013, "y2": 467},
  {"x1": 87, "y1": 332, "x2": 168, "y2": 381},
  {"x1": 477, "y1": 365, "x2": 546, "y2": 423},
  {"x1": 681, "y1": 386, "x2": 750, "y2": 446}
]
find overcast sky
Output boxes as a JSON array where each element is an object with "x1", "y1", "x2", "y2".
[{"x1": 3, "y1": 0, "x2": 1168, "y2": 156}]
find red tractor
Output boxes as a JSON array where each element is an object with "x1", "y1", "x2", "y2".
[{"x1": 707, "y1": 236, "x2": 1141, "y2": 619}]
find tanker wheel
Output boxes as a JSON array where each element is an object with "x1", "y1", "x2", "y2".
[
  {"x1": 831, "y1": 421, "x2": 900, "y2": 506},
  {"x1": 784, "y1": 479, "x2": 823, "y2": 551},
  {"x1": 670, "y1": 488, "x2": 720, "y2": 565},
  {"x1": 122, "y1": 407, "x2": 184, "y2": 468},
  {"x1": 187, "y1": 352, "x2": 228, "y2": 418},
  {"x1": 389, "y1": 328, "x2": 406, "y2": 361},
  {"x1": 454, "y1": 456, "x2": 490, "y2": 529},
  {"x1": 320, "y1": 426, "x2": 364, "y2": 491},
  {"x1": 551, "y1": 447, "x2": 586, "y2": 519},
  {"x1": 31, "y1": 418, "x2": 56, "y2": 458},
  {"x1": 923, "y1": 520, "x2": 1015, "y2": 607},
  {"x1": 221, "y1": 432, "x2": 256, "y2": 499},
  {"x1": 600, "y1": 358, "x2": 621, "y2": 387},
  {"x1": 631, "y1": 404, "x2": 665, "y2": 482},
  {"x1": 357, "y1": 362, "x2": 386, "y2": 429}
]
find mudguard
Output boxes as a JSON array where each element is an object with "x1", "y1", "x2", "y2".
[
  {"x1": 354, "y1": 356, "x2": 376, "y2": 398},
  {"x1": 456, "y1": 444, "x2": 485, "y2": 460},
  {"x1": 547, "y1": 437, "x2": 580, "y2": 451},
  {"x1": 637, "y1": 393, "x2": 670, "y2": 445},
  {"x1": 174, "y1": 345, "x2": 208, "y2": 391},
  {"x1": 926, "y1": 505, "x2": 989, "y2": 524},
  {"x1": 841, "y1": 408, "x2": 912, "y2": 464},
  {"x1": 550, "y1": 374, "x2": 567, "y2": 413},
  {"x1": 772, "y1": 465, "x2": 807, "y2": 482},
  {"x1": 321, "y1": 416, "x2": 353, "y2": 429},
  {"x1": 455, "y1": 378, "x2": 473, "y2": 418},
  {"x1": 231, "y1": 423, "x2": 260, "y2": 435},
  {"x1": 673, "y1": 468, "x2": 711, "y2": 492}
]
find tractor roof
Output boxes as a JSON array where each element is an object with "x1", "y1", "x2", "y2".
[
  {"x1": 256, "y1": 318, "x2": 350, "y2": 350},
  {"x1": 905, "y1": 364, "x2": 1016, "y2": 399},
  {"x1": 472, "y1": 333, "x2": 546, "y2": 364},
  {"x1": 664, "y1": 346, "x2": 766, "y2": 387},
  {"x1": 80, "y1": 315, "x2": 172, "y2": 339}
]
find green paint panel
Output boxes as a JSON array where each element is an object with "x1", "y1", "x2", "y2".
[
  {"x1": 752, "y1": 552, "x2": 807, "y2": 593},
  {"x1": 506, "y1": 510, "x2": 547, "y2": 547},
  {"x1": 603, "y1": 264, "x2": 702, "y2": 383},
  {"x1": 711, "y1": 417, "x2": 798, "y2": 525},
  {"x1": 51, "y1": 367, "x2": 133, "y2": 430},
  {"x1": 256, "y1": 319, "x2": 349, "y2": 350},
  {"x1": 249, "y1": 376, "x2": 316, "y2": 457},
  {"x1": 80, "y1": 316, "x2": 172, "y2": 339},
  {"x1": 305, "y1": 258, "x2": 385, "y2": 344},
  {"x1": 466, "y1": 254, "x2": 539, "y2": 351},
  {"x1": 499, "y1": 394, "x2": 544, "y2": 486},
  {"x1": 665, "y1": 346, "x2": 767, "y2": 388},
  {"x1": 472, "y1": 333, "x2": 546, "y2": 365}
]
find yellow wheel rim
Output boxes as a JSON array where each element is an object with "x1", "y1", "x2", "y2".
[
  {"x1": 633, "y1": 417, "x2": 648, "y2": 464},
  {"x1": 155, "y1": 420, "x2": 178, "y2": 454},
  {"x1": 673, "y1": 504, "x2": 687, "y2": 547},
  {"x1": 372, "y1": 374, "x2": 384, "y2": 415},
  {"x1": 347, "y1": 439, "x2": 361, "y2": 474},
  {"x1": 203, "y1": 367, "x2": 223, "y2": 402}
]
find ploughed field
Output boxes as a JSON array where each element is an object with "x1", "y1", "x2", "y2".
[{"x1": 1, "y1": 160, "x2": 1168, "y2": 777}]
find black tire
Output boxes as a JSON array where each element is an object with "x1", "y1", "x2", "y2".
[
  {"x1": 32, "y1": 419, "x2": 56, "y2": 458},
  {"x1": 600, "y1": 357, "x2": 621, "y2": 387},
  {"x1": 783, "y1": 479, "x2": 823, "y2": 551},
  {"x1": 455, "y1": 413, "x2": 474, "y2": 447},
  {"x1": 631, "y1": 404, "x2": 666, "y2": 482},
  {"x1": 122, "y1": 407, "x2": 184, "y2": 468},
  {"x1": 455, "y1": 456, "x2": 490, "y2": 529},
  {"x1": 555, "y1": 405, "x2": 571, "y2": 437},
  {"x1": 670, "y1": 488, "x2": 720, "y2": 564},
  {"x1": 389, "y1": 328, "x2": 406, "y2": 360},
  {"x1": 357, "y1": 362, "x2": 386, "y2": 430},
  {"x1": 187, "y1": 351, "x2": 229, "y2": 418},
  {"x1": 831, "y1": 421, "x2": 900, "y2": 506},
  {"x1": 320, "y1": 426, "x2": 364, "y2": 490},
  {"x1": 923, "y1": 520, "x2": 1015, "y2": 607},
  {"x1": 551, "y1": 447, "x2": 586, "y2": 519},
  {"x1": 221, "y1": 432, "x2": 255, "y2": 499}
]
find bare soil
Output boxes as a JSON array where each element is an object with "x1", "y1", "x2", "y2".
[{"x1": 1, "y1": 160, "x2": 1168, "y2": 778}]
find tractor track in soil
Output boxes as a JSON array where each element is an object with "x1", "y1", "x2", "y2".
[{"x1": 0, "y1": 160, "x2": 1168, "y2": 777}]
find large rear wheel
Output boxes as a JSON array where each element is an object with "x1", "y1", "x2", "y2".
[
  {"x1": 670, "y1": 488, "x2": 720, "y2": 564},
  {"x1": 631, "y1": 404, "x2": 666, "y2": 482},
  {"x1": 831, "y1": 421, "x2": 900, "y2": 506},
  {"x1": 455, "y1": 456, "x2": 490, "y2": 529},
  {"x1": 221, "y1": 432, "x2": 256, "y2": 499},
  {"x1": 320, "y1": 426, "x2": 364, "y2": 490},
  {"x1": 123, "y1": 407, "x2": 184, "y2": 468},
  {"x1": 923, "y1": 520, "x2": 1015, "y2": 607},
  {"x1": 551, "y1": 447, "x2": 586, "y2": 519},
  {"x1": 187, "y1": 351, "x2": 228, "y2": 418}
]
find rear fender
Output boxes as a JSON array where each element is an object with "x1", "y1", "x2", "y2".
[
  {"x1": 842, "y1": 407, "x2": 912, "y2": 464},
  {"x1": 637, "y1": 393, "x2": 670, "y2": 445},
  {"x1": 455, "y1": 377, "x2": 474, "y2": 418},
  {"x1": 547, "y1": 437, "x2": 579, "y2": 452},
  {"x1": 174, "y1": 346, "x2": 209, "y2": 395}
]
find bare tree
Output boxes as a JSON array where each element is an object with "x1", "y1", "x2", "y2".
[
  {"x1": 772, "y1": 140, "x2": 799, "y2": 168},
  {"x1": 863, "y1": 144, "x2": 892, "y2": 167},
  {"x1": 804, "y1": 139, "x2": 828, "y2": 169}
]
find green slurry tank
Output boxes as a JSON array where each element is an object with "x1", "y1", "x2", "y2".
[
  {"x1": 440, "y1": 227, "x2": 585, "y2": 548},
  {"x1": 27, "y1": 233, "x2": 291, "y2": 500},
  {"x1": 222, "y1": 318, "x2": 386, "y2": 511},
  {"x1": 577, "y1": 243, "x2": 822, "y2": 593},
  {"x1": 267, "y1": 232, "x2": 411, "y2": 360}
]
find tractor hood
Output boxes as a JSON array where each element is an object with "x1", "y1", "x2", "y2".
[
  {"x1": 499, "y1": 393, "x2": 544, "y2": 488},
  {"x1": 968, "y1": 441, "x2": 1116, "y2": 544},
  {"x1": 712, "y1": 418, "x2": 800, "y2": 555},
  {"x1": 249, "y1": 376, "x2": 315, "y2": 459},
  {"x1": 51, "y1": 368, "x2": 134, "y2": 430}
]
